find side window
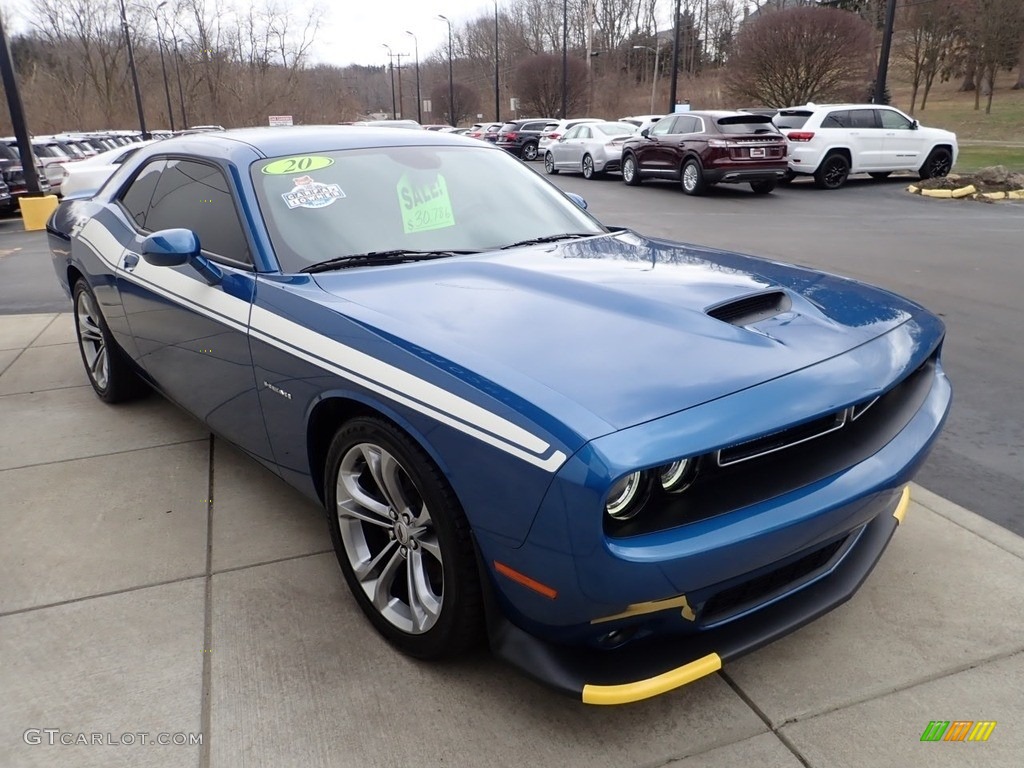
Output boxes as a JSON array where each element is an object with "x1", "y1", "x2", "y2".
[
  {"x1": 577, "y1": 127, "x2": 592, "y2": 139},
  {"x1": 879, "y1": 109, "x2": 912, "y2": 130},
  {"x1": 650, "y1": 117, "x2": 675, "y2": 136},
  {"x1": 562, "y1": 126, "x2": 580, "y2": 140},
  {"x1": 145, "y1": 159, "x2": 251, "y2": 264},
  {"x1": 525, "y1": 121, "x2": 546, "y2": 131},
  {"x1": 821, "y1": 111, "x2": 849, "y2": 128},
  {"x1": 850, "y1": 109, "x2": 878, "y2": 128},
  {"x1": 119, "y1": 159, "x2": 165, "y2": 228}
]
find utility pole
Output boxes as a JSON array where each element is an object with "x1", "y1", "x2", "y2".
[
  {"x1": 494, "y1": 1, "x2": 500, "y2": 122},
  {"x1": 0, "y1": 11, "x2": 42, "y2": 195},
  {"x1": 438, "y1": 16, "x2": 455, "y2": 125},
  {"x1": 873, "y1": 0, "x2": 898, "y2": 104},
  {"x1": 405, "y1": 31, "x2": 421, "y2": 123},
  {"x1": 382, "y1": 44, "x2": 396, "y2": 118},
  {"x1": 118, "y1": 0, "x2": 149, "y2": 138},
  {"x1": 395, "y1": 53, "x2": 408, "y2": 119},
  {"x1": 561, "y1": 0, "x2": 568, "y2": 118},
  {"x1": 668, "y1": 0, "x2": 681, "y2": 114},
  {"x1": 153, "y1": 2, "x2": 175, "y2": 131}
]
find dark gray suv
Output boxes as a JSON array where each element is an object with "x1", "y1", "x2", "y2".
[{"x1": 494, "y1": 119, "x2": 554, "y2": 161}]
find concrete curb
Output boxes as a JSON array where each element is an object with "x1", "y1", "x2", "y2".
[
  {"x1": 907, "y1": 183, "x2": 1024, "y2": 201},
  {"x1": 911, "y1": 482, "x2": 1024, "y2": 560}
]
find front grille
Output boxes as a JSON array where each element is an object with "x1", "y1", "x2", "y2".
[
  {"x1": 605, "y1": 354, "x2": 937, "y2": 538},
  {"x1": 700, "y1": 537, "x2": 846, "y2": 623},
  {"x1": 706, "y1": 290, "x2": 791, "y2": 326}
]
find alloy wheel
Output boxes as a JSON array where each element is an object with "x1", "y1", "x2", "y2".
[
  {"x1": 682, "y1": 163, "x2": 698, "y2": 192},
  {"x1": 76, "y1": 289, "x2": 109, "y2": 391},
  {"x1": 522, "y1": 142, "x2": 538, "y2": 161},
  {"x1": 335, "y1": 442, "x2": 444, "y2": 634},
  {"x1": 582, "y1": 155, "x2": 594, "y2": 179}
]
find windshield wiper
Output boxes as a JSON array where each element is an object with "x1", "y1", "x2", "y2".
[
  {"x1": 499, "y1": 233, "x2": 597, "y2": 250},
  {"x1": 300, "y1": 249, "x2": 479, "y2": 274}
]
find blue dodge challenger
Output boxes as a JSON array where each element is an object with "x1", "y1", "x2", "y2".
[{"x1": 47, "y1": 127, "x2": 950, "y2": 704}]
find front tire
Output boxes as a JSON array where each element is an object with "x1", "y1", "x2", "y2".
[
  {"x1": 919, "y1": 148, "x2": 953, "y2": 179},
  {"x1": 73, "y1": 279, "x2": 147, "y2": 403},
  {"x1": 521, "y1": 141, "x2": 538, "y2": 161},
  {"x1": 750, "y1": 180, "x2": 776, "y2": 194},
  {"x1": 622, "y1": 154, "x2": 642, "y2": 186},
  {"x1": 325, "y1": 416, "x2": 483, "y2": 660},
  {"x1": 544, "y1": 152, "x2": 558, "y2": 175},
  {"x1": 814, "y1": 153, "x2": 850, "y2": 190},
  {"x1": 681, "y1": 158, "x2": 706, "y2": 195}
]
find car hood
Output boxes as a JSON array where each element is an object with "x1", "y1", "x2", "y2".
[{"x1": 312, "y1": 232, "x2": 922, "y2": 438}]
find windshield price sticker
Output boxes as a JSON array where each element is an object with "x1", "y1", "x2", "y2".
[
  {"x1": 262, "y1": 156, "x2": 334, "y2": 175},
  {"x1": 397, "y1": 173, "x2": 456, "y2": 234},
  {"x1": 282, "y1": 175, "x2": 345, "y2": 209}
]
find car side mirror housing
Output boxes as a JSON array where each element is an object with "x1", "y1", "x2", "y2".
[
  {"x1": 141, "y1": 228, "x2": 222, "y2": 285},
  {"x1": 911, "y1": 119, "x2": 919, "y2": 130},
  {"x1": 565, "y1": 192, "x2": 587, "y2": 210},
  {"x1": 640, "y1": 128, "x2": 650, "y2": 138},
  {"x1": 141, "y1": 228, "x2": 200, "y2": 267}
]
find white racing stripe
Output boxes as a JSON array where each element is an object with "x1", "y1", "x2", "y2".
[{"x1": 76, "y1": 218, "x2": 567, "y2": 472}]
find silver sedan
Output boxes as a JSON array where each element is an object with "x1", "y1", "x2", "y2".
[{"x1": 543, "y1": 122, "x2": 637, "y2": 179}]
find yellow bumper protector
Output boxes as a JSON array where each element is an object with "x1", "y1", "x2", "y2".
[
  {"x1": 590, "y1": 594, "x2": 696, "y2": 625},
  {"x1": 892, "y1": 485, "x2": 911, "y2": 525},
  {"x1": 581, "y1": 652, "x2": 722, "y2": 705}
]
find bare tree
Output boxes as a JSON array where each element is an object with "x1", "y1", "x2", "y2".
[
  {"x1": 968, "y1": 0, "x2": 1024, "y2": 112},
  {"x1": 513, "y1": 54, "x2": 589, "y2": 117},
  {"x1": 429, "y1": 82, "x2": 479, "y2": 126},
  {"x1": 896, "y1": 0, "x2": 961, "y2": 112},
  {"x1": 725, "y1": 5, "x2": 874, "y2": 106}
]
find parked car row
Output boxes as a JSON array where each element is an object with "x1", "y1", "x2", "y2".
[{"x1": 519, "y1": 103, "x2": 957, "y2": 194}]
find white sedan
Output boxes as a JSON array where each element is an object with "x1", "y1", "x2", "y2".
[
  {"x1": 59, "y1": 140, "x2": 157, "y2": 198},
  {"x1": 543, "y1": 122, "x2": 637, "y2": 179}
]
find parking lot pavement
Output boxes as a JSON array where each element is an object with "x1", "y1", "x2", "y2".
[{"x1": 1, "y1": 312, "x2": 1022, "y2": 768}]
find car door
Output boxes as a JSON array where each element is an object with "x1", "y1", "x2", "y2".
[
  {"x1": 847, "y1": 108, "x2": 885, "y2": 170},
  {"x1": 114, "y1": 156, "x2": 273, "y2": 460},
  {"x1": 635, "y1": 116, "x2": 679, "y2": 176},
  {"x1": 553, "y1": 125, "x2": 581, "y2": 168},
  {"x1": 670, "y1": 116, "x2": 701, "y2": 176},
  {"x1": 568, "y1": 126, "x2": 592, "y2": 168},
  {"x1": 878, "y1": 108, "x2": 923, "y2": 170}
]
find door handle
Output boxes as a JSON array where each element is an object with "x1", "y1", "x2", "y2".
[{"x1": 123, "y1": 252, "x2": 140, "y2": 272}]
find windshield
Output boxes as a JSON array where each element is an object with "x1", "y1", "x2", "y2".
[{"x1": 250, "y1": 145, "x2": 605, "y2": 272}]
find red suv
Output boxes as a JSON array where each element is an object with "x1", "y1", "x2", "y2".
[{"x1": 620, "y1": 111, "x2": 788, "y2": 195}]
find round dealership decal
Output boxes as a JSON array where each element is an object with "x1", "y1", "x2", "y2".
[{"x1": 281, "y1": 175, "x2": 345, "y2": 209}]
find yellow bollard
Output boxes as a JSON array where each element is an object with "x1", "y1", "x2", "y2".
[{"x1": 19, "y1": 195, "x2": 60, "y2": 231}]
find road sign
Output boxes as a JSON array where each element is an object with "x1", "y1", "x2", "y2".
[{"x1": 268, "y1": 115, "x2": 293, "y2": 127}]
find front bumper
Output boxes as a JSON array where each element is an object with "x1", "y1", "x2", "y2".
[{"x1": 487, "y1": 487, "x2": 910, "y2": 704}]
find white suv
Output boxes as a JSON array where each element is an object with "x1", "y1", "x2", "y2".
[{"x1": 773, "y1": 104, "x2": 957, "y2": 189}]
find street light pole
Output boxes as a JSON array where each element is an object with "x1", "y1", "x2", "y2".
[
  {"x1": 633, "y1": 42, "x2": 662, "y2": 115},
  {"x1": 493, "y1": 1, "x2": 500, "y2": 123},
  {"x1": 395, "y1": 52, "x2": 409, "y2": 119},
  {"x1": 668, "y1": 0, "x2": 681, "y2": 114},
  {"x1": 168, "y1": 24, "x2": 188, "y2": 127},
  {"x1": 561, "y1": 0, "x2": 567, "y2": 119},
  {"x1": 405, "y1": 31, "x2": 421, "y2": 123},
  {"x1": 437, "y1": 15, "x2": 454, "y2": 126},
  {"x1": 117, "y1": 0, "x2": 149, "y2": 138},
  {"x1": 382, "y1": 43, "x2": 396, "y2": 119},
  {"x1": 153, "y1": 1, "x2": 175, "y2": 131}
]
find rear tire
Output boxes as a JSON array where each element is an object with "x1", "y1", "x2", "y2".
[
  {"x1": 521, "y1": 141, "x2": 538, "y2": 161},
  {"x1": 680, "y1": 158, "x2": 706, "y2": 196},
  {"x1": 325, "y1": 416, "x2": 484, "y2": 660},
  {"x1": 582, "y1": 154, "x2": 600, "y2": 180},
  {"x1": 813, "y1": 153, "x2": 850, "y2": 190},
  {"x1": 750, "y1": 180, "x2": 776, "y2": 194},
  {"x1": 72, "y1": 279, "x2": 147, "y2": 404},
  {"x1": 544, "y1": 152, "x2": 558, "y2": 175},
  {"x1": 622, "y1": 154, "x2": 642, "y2": 186}
]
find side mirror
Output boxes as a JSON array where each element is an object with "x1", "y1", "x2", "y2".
[
  {"x1": 557, "y1": 136, "x2": 566, "y2": 142},
  {"x1": 640, "y1": 128, "x2": 650, "y2": 138},
  {"x1": 911, "y1": 119, "x2": 919, "y2": 130},
  {"x1": 140, "y1": 228, "x2": 200, "y2": 267},
  {"x1": 565, "y1": 192, "x2": 587, "y2": 210}
]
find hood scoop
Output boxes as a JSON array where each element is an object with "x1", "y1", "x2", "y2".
[{"x1": 706, "y1": 290, "x2": 792, "y2": 326}]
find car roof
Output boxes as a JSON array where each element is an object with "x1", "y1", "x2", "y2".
[{"x1": 133, "y1": 126, "x2": 485, "y2": 159}]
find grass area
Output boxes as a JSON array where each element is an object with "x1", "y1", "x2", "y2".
[
  {"x1": 889, "y1": 79, "x2": 1024, "y2": 144},
  {"x1": 954, "y1": 146, "x2": 1024, "y2": 173}
]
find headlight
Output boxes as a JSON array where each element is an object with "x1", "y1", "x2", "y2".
[
  {"x1": 605, "y1": 471, "x2": 645, "y2": 520},
  {"x1": 659, "y1": 458, "x2": 696, "y2": 493}
]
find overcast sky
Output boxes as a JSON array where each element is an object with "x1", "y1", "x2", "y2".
[{"x1": 0, "y1": 0, "x2": 554, "y2": 68}]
